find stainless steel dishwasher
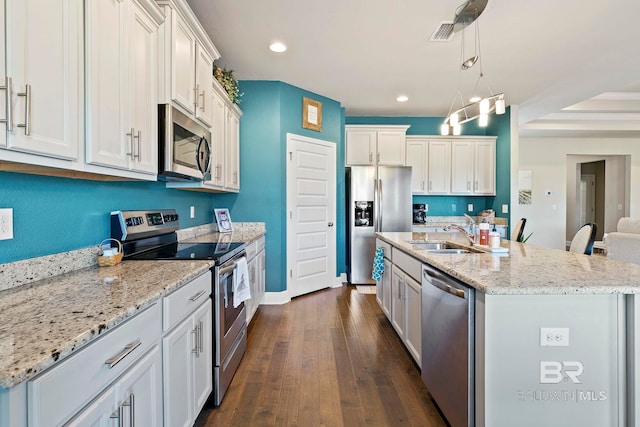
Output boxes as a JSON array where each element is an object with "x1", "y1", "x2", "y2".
[{"x1": 421, "y1": 264, "x2": 474, "y2": 427}]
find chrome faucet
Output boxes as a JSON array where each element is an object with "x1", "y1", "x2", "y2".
[{"x1": 449, "y1": 224, "x2": 475, "y2": 246}]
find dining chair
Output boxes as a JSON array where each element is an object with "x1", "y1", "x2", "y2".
[
  {"x1": 511, "y1": 218, "x2": 526, "y2": 242},
  {"x1": 569, "y1": 223, "x2": 598, "y2": 255}
]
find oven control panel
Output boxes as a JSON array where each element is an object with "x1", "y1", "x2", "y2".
[{"x1": 111, "y1": 209, "x2": 180, "y2": 241}]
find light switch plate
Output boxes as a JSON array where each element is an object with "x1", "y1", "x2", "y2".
[
  {"x1": 502, "y1": 204, "x2": 508, "y2": 214},
  {"x1": 190, "y1": 206, "x2": 195, "y2": 219},
  {"x1": 0, "y1": 208, "x2": 14, "y2": 240},
  {"x1": 467, "y1": 204, "x2": 473, "y2": 212}
]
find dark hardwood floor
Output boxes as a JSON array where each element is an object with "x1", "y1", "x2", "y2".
[{"x1": 195, "y1": 285, "x2": 447, "y2": 427}]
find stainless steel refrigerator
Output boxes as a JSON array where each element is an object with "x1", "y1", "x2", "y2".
[{"x1": 347, "y1": 166, "x2": 412, "y2": 284}]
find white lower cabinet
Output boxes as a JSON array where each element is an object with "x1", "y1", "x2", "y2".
[
  {"x1": 377, "y1": 244, "x2": 422, "y2": 366},
  {"x1": 246, "y1": 236, "x2": 266, "y2": 324},
  {"x1": 67, "y1": 345, "x2": 163, "y2": 427},
  {"x1": 162, "y1": 272, "x2": 213, "y2": 427}
]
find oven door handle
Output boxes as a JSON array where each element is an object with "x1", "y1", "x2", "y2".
[{"x1": 219, "y1": 262, "x2": 238, "y2": 276}]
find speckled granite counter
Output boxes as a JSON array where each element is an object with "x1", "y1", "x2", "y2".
[
  {"x1": 0, "y1": 222, "x2": 266, "y2": 389},
  {"x1": 376, "y1": 231, "x2": 640, "y2": 295},
  {"x1": 0, "y1": 260, "x2": 213, "y2": 389}
]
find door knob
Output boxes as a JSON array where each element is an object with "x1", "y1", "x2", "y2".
[{"x1": 328, "y1": 222, "x2": 334, "y2": 227}]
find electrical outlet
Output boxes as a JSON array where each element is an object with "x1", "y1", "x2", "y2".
[
  {"x1": 0, "y1": 208, "x2": 14, "y2": 240},
  {"x1": 467, "y1": 204, "x2": 473, "y2": 212},
  {"x1": 190, "y1": 206, "x2": 195, "y2": 219},
  {"x1": 502, "y1": 204, "x2": 508, "y2": 214},
  {"x1": 451, "y1": 204, "x2": 457, "y2": 212},
  {"x1": 540, "y1": 327, "x2": 570, "y2": 347}
]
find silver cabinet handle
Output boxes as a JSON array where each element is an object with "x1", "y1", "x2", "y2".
[
  {"x1": 467, "y1": 181, "x2": 471, "y2": 191},
  {"x1": 0, "y1": 77, "x2": 13, "y2": 131},
  {"x1": 189, "y1": 290, "x2": 207, "y2": 301},
  {"x1": 198, "y1": 320, "x2": 204, "y2": 354},
  {"x1": 369, "y1": 152, "x2": 373, "y2": 164},
  {"x1": 199, "y1": 90, "x2": 205, "y2": 111},
  {"x1": 429, "y1": 181, "x2": 432, "y2": 191},
  {"x1": 104, "y1": 340, "x2": 141, "y2": 369},
  {"x1": 194, "y1": 84, "x2": 199, "y2": 108},
  {"x1": 192, "y1": 325, "x2": 199, "y2": 356},
  {"x1": 134, "y1": 130, "x2": 141, "y2": 161},
  {"x1": 126, "y1": 128, "x2": 135, "y2": 159},
  {"x1": 121, "y1": 394, "x2": 135, "y2": 427},
  {"x1": 110, "y1": 409, "x2": 122, "y2": 425},
  {"x1": 17, "y1": 84, "x2": 31, "y2": 135}
]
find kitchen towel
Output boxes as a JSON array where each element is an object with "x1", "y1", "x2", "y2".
[
  {"x1": 372, "y1": 247, "x2": 385, "y2": 281},
  {"x1": 233, "y1": 256, "x2": 251, "y2": 308}
]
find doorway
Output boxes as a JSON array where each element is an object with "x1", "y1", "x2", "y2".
[{"x1": 286, "y1": 133, "x2": 337, "y2": 298}]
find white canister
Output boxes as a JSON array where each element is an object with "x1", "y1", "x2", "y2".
[{"x1": 489, "y1": 231, "x2": 500, "y2": 248}]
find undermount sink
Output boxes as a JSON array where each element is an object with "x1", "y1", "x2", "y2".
[{"x1": 411, "y1": 241, "x2": 479, "y2": 254}]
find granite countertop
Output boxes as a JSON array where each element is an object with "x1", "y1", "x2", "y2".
[
  {"x1": 376, "y1": 231, "x2": 640, "y2": 295},
  {"x1": 0, "y1": 260, "x2": 213, "y2": 389},
  {"x1": 0, "y1": 225, "x2": 266, "y2": 389}
]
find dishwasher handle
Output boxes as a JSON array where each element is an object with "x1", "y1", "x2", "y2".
[{"x1": 424, "y1": 269, "x2": 466, "y2": 299}]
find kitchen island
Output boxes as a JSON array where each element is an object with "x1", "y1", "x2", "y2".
[{"x1": 375, "y1": 231, "x2": 640, "y2": 427}]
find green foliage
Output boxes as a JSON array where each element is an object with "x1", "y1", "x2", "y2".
[{"x1": 213, "y1": 65, "x2": 243, "y2": 105}]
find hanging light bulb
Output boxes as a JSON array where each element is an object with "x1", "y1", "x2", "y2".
[
  {"x1": 479, "y1": 98, "x2": 490, "y2": 115},
  {"x1": 495, "y1": 97, "x2": 506, "y2": 115},
  {"x1": 440, "y1": 123, "x2": 450, "y2": 135},
  {"x1": 479, "y1": 114, "x2": 488, "y2": 127},
  {"x1": 450, "y1": 113, "x2": 459, "y2": 126},
  {"x1": 453, "y1": 124, "x2": 461, "y2": 135}
]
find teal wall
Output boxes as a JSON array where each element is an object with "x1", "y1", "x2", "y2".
[
  {"x1": 345, "y1": 115, "x2": 509, "y2": 218},
  {"x1": 216, "y1": 81, "x2": 344, "y2": 293},
  {"x1": 0, "y1": 172, "x2": 215, "y2": 263}
]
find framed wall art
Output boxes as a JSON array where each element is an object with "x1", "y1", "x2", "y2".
[
  {"x1": 214, "y1": 208, "x2": 234, "y2": 232},
  {"x1": 302, "y1": 97, "x2": 322, "y2": 132}
]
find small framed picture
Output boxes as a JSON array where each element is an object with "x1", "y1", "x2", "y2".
[
  {"x1": 302, "y1": 97, "x2": 322, "y2": 132},
  {"x1": 214, "y1": 208, "x2": 233, "y2": 233}
]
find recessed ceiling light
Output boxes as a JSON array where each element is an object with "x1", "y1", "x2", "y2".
[
  {"x1": 269, "y1": 42, "x2": 287, "y2": 53},
  {"x1": 396, "y1": 95, "x2": 408, "y2": 102}
]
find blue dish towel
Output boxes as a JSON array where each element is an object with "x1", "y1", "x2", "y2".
[{"x1": 372, "y1": 247, "x2": 385, "y2": 281}]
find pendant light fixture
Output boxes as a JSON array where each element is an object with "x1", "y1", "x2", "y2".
[{"x1": 440, "y1": 0, "x2": 505, "y2": 136}]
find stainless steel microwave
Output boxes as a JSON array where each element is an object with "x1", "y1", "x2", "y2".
[{"x1": 158, "y1": 104, "x2": 211, "y2": 181}]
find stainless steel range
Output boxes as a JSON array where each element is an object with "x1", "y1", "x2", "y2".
[{"x1": 111, "y1": 209, "x2": 247, "y2": 406}]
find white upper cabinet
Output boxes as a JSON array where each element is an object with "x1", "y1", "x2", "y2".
[
  {"x1": 0, "y1": 2, "x2": 6, "y2": 148},
  {"x1": 225, "y1": 106, "x2": 240, "y2": 191},
  {"x1": 208, "y1": 84, "x2": 227, "y2": 187},
  {"x1": 405, "y1": 136, "x2": 496, "y2": 196},
  {"x1": 85, "y1": 0, "x2": 161, "y2": 175},
  {"x1": 474, "y1": 139, "x2": 496, "y2": 195},
  {"x1": 450, "y1": 140, "x2": 474, "y2": 194},
  {"x1": 345, "y1": 125, "x2": 410, "y2": 166},
  {"x1": 157, "y1": 0, "x2": 220, "y2": 128},
  {"x1": 5, "y1": 0, "x2": 83, "y2": 160},
  {"x1": 427, "y1": 140, "x2": 451, "y2": 194},
  {"x1": 405, "y1": 138, "x2": 428, "y2": 194}
]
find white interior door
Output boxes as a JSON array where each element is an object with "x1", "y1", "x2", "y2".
[{"x1": 286, "y1": 133, "x2": 336, "y2": 298}]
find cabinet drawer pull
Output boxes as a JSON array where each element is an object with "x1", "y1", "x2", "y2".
[
  {"x1": 0, "y1": 77, "x2": 13, "y2": 131},
  {"x1": 104, "y1": 340, "x2": 141, "y2": 369},
  {"x1": 122, "y1": 393, "x2": 135, "y2": 427},
  {"x1": 194, "y1": 84, "x2": 199, "y2": 108},
  {"x1": 17, "y1": 84, "x2": 31, "y2": 135},
  {"x1": 126, "y1": 128, "x2": 135, "y2": 159},
  {"x1": 189, "y1": 289, "x2": 207, "y2": 301},
  {"x1": 198, "y1": 320, "x2": 204, "y2": 353},
  {"x1": 134, "y1": 130, "x2": 141, "y2": 161},
  {"x1": 192, "y1": 325, "x2": 199, "y2": 356}
]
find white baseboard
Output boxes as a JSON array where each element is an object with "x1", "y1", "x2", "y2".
[
  {"x1": 262, "y1": 290, "x2": 291, "y2": 305},
  {"x1": 331, "y1": 273, "x2": 347, "y2": 288}
]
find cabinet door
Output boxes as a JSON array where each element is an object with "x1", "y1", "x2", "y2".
[
  {"x1": 450, "y1": 140, "x2": 474, "y2": 194},
  {"x1": 84, "y1": 0, "x2": 128, "y2": 170},
  {"x1": 225, "y1": 108, "x2": 240, "y2": 191},
  {"x1": 345, "y1": 129, "x2": 375, "y2": 166},
  {"x1": 117, "y1": 345, "x2": 163, "y2": 427},
  {"x1": 163, "y1": 316, "x2": 195, "y2": 427},
  {"x1": 474, "y1": 140, "x2": 496, "y2": 195},
  {"x1": 192, "y1": 300, "x2": 213, "y2": 416},
  {"x1": 171, "y1": 11, "x2": 196, "y2": 114},
  {"x1": 406, "y1": 140, "x2": 427, "y2": 194},
  {"x1": 194, "y1": 45, "x2": 214, "y2": 127},
  {"x1": 6, "y1": 0, "x2": 82, "y2": 159},
  {"x1": 390, "y1": 267, "x2": 405, "y2": 337},
  {"x1": 127, "y1": 0, "x2": 158, "y2": 174},
  {"x1": 427, "y1": 140, "x2": 450, "y2": 194},
  {"x1": 65, "y1": 386, "x2": 117, "y2": 427},
  {"x1": 208, "y1": 87, "x2": 227, "y2": 187},
  {"x1": 0, "y1": 2, "x2": 6, "y2": 148},
  {"x1": 404, "y1": 275, "x2": 421, "y2": 365},
  {"x1": 376, "y1": 130, "x2": 405, "y2": 165}
]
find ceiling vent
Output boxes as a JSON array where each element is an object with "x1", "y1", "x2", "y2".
[{"x1": 429, "y1": 21, "x2": 455, "y2": 41}]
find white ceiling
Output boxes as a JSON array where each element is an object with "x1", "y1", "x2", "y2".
[{"x1": 186, "y1": 0, "x2": 640, "y2": 137}]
